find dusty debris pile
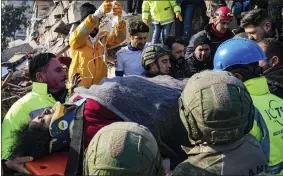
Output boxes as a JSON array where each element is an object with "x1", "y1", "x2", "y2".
[{"x1": 1, "y1": 67, "x2": 31, "y2": 116}]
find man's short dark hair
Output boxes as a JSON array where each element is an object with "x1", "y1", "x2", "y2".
[
  {"x1": 164, "y1": 36, "x2": 186, "y2": 49},
  {"x1": 259, "y1": 38, "x2": 283, "y2": 65},
  {"x1": 28, "y1": 53, "x2": 56, "y2": 82},
  {"x1": 240, "y1": 8, "x2": 270, "y2": 28},
  {"x1": 80, "y1": 3, "x2": 97, "y2": 22},
  {"x1": 128, "y1": 21, "x2": 149, "y2": 36},
  {"x1": 10, "y1": 122, "x2": 51, "y2": 159}
]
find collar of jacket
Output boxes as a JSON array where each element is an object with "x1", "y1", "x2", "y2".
[
  {"x1": 32, "y1": 82, "x2": 67, "y2": 103},
  {"x1": 32, "y1": 82, "x2": 49, "y2": 94},
  {"x1": 170, "y1": 56, "x2": 183, "y2": 69},
  {"x1": 244, "y1": 77, "x2": 270, "y2": 96},
  {"x1": 143, "y1": 71, "x2": 157, "y2": 78},
  {"x1": 182, "y1": 137, "x2": 245, "y2": 155},
  {"x1": 128, "y1": 43, "x2": 140, "y2": 51},
  {"x1": 263, "y1": 64, "x2": 283, "y2": 85}
]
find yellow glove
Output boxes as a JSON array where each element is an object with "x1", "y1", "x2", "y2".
[
  {"x1": 176, "y1": 12, "x2": 183, "y2": 22},
  {"x1": 103, "y1": 1, "x2": 112, "y2": 14},
  {"x1": 113, "y1": 1, "x2": 122, "y2": 17},
  {"x1": 143, "y1": 20, "x2": 148, "y2": 25},
  {"x1": 93, "y1": 0, "x2": 112, "y2": 19}
]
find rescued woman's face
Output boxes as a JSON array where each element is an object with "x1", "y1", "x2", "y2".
[{"x1": 32, "y1": 109, "x2": 55, "y2": 127}]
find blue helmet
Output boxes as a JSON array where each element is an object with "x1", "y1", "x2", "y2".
[{"x1": 213, "y1": 38, "x2": 266, "y2": 71}]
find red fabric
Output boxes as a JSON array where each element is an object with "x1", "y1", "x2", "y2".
[
  {"x1": 83, "y1": 99, "x2": 123, "y2": 148},
  {"x1": 211, "y1": 24, "x2": 226, "y2": 38},
  {"x1": 214, "y1": 6, "x2": 233, "y2": 21}
]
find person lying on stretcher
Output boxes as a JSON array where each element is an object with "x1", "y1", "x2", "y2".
[
  {"x1": 9, "y1": 75, "x2": 191, "y2": 175},
  {"x1": 10, "y1": 100, "x2": 169, "y2": 176},
  {"x1": 10, "y1": 100, "x2": 122, "y2": 159}
]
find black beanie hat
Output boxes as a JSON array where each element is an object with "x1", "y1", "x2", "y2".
[
  {"x1": 193, "y1": 35, "x2": 211, "y2": 51},
  {"x1": 80, "y1": 3, "x2": 97, "y2": 22}
]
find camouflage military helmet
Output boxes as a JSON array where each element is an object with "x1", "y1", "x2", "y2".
[
  {"x1": 179, "y1": 70, "x2": 254, "y2": 145},
  {"x1": 142, "y1": 44, "x2": 170, "y2": 69},
  {"x1": 84, "y1": 122, "x2": 164, "y2": 176}
]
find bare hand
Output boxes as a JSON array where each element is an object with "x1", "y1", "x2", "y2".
[
  {"x1": 70, "y1": 73, "x2": 81, "y2": 93},
  {"x1": 176, "y1": 12, "x2": 183, "y2": 22},
  {"x1": 5, "y1": 156, "x2": 33, "y2": 174}
]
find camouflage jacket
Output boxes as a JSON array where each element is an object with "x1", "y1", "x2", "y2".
[{"x1": 173, "y1": 135, "x2": 268, "y2": 176}]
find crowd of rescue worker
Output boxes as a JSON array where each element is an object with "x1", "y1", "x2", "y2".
[{"x1": 1, "y1": 0, "x2": 283, "y2": 175}]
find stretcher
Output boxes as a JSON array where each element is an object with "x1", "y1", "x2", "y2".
[{"x1": 25, "y1": 152, "x2": 68, "y2": 176}]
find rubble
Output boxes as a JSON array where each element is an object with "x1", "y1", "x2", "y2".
[
  {"x1": 2, "y1": 1, "x2": 130, "y2": 116},
  {"x1": 1, "y1": 65, "x2": 31, "y2": 117},
  {"x1": 2, "y1": 0, "x2": 174, "y2": 117}
]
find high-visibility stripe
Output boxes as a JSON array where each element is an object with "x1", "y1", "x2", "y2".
[
  {"x1": 79, "y1": 23, "x2": 89, "y2": 35},
  {"x1": 152, "y1": 18, "x2": 174, "y2": 25}
]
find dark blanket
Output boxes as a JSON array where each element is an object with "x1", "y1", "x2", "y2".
[{"x1": 74, "y1": 75, "x2": 191, "y2": 168}]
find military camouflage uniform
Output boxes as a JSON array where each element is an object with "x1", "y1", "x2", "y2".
[
  {"x1": 174, "y1": 71, "x2": 268, "y2": 176},
  {"x1": 173, "y1": 135, "x2": 267, "y2": 176},
  {"x1": 84, "y1": 122, "x2": 164, "y2": 176}
]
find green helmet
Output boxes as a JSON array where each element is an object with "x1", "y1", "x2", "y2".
[
  {"x1": 179, "y1": 70, "x2": 254, "y2": 145},
  {"x1": 84, "y1": 122, "x2": 164, "y2": 176},
  {"x1": 142, "y1": 44, "x2": 170, "y2": 69}
]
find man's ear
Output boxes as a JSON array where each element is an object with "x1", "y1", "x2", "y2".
[
  {"x1": 263, "y1": 21, "x2": 272, "y2": 32},
  {"x1": 271, "y1": 56, "x2": 279, "y2": 66},
  {"x1": 149, "y1": 63, "x2": 156, "y2": 71},
  {"x1": 36, "y1": 72, "x2": 45, "y2": 83},
  {"x1": 234, "y1": 73, "x2": 243, "y2": 81}
]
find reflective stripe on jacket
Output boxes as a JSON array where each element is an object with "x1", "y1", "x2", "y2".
[
  {"x1": 1, "y1": 83, "x2": 56, "y2": 160},
  {"x1": 69, "y1": 14, "x2": 126, "y2": 87},
  {"x1": 246, "y1": 77, "x2": 283, "y2": 175},
  {"x1": 142, "y1": 0, "x2": 181, "y2": 25}
]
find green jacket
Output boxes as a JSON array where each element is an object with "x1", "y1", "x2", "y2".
[
  {"x1": 245, "y1": 77, "x2": 283, "y2": 175},
  {"x1": 1, "y1": 82, "x2": 57, "y2": 160},
  {"x1": 142, "y1": 0, "x2": 181, "y2": 25}
]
